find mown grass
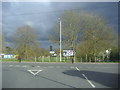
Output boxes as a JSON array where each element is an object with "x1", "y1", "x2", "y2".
[{"x1": 1, "y1": 57, "x2": 119, "y2": 63}]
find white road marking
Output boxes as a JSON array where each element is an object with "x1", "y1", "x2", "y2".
[
  {"x1": 75, "y1": 67, "x2": 80, "y2": 71},
  {"x1": 82, "y1": 74, "x2": 95, "y2": 88},
  {"x1": 28, "y1": 70, "x2": 42, "y2": 76}
]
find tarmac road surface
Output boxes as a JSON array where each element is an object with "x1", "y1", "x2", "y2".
[{"x1": 2, "y1": 62, "x2": 119, "y2": 88}]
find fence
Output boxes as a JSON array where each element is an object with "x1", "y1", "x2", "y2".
[
  {"x1": 36, "y1": 56, "x2": 72, "y2": 62},
  {"x1": 2, "y1": 56, "x2": 118, "y2": 63}
]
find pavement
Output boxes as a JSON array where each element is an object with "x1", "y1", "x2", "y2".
[{"x1": 1, "y1": 62, "x2": 119, "y2": 88}]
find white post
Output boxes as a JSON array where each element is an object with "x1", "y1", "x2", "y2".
[{"x1": 59, "y1": 18, "x2": 62, "y2": 62}]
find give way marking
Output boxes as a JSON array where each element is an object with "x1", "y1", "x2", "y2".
[{"x1": 28, "y1": 70, "x2": 43, "y2": 76}]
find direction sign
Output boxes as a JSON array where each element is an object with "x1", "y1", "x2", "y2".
[
  {"x1": 49, "y1": 51, "x2": 55, "y2": 54},
  {"x1": 63, "y1": 50, "x2": 76, "y2": 56}
]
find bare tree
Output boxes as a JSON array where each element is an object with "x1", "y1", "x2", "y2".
[
  {"x1": 49, "y1": 10, "x2": 117, "y2": 61},
  {"x1": 49, "y1": 11, "x2": 85, "y2": 50},
  {"x1": 76, "y1": 14, "x2": 117, "y2": 61}
]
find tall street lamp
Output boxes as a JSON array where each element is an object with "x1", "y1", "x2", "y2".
[{"x1": 59, "y1": 18, "x2": 62, "y2": 62}]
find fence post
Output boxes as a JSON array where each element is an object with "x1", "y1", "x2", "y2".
[
  {"x1": 86, "y1": 54, "x2": 87, "y2": 62},
  {"x1": 49, "y1": 56, "x2": 50, "y2": 62},
  {"x1": 89, "y1": 58, "x2": 91, "y2": 63},
  {"x1": 99, "y1": 58, "x2": 100, "y2": 62},
  {"x1": 56, "y1": 56, "x2": 57, "y2": 62},
  {"x1": 81, "y1": 57, "x2": 82, "y2": 63},
  {"x1": 74, "y1": 56, "x2": 75, "y2": 63},
  {"x1": 63, "y1": 57, "x2": 65, "y2": 62},
  {"x1": 95, "y1": 57, "x2": 96, "y2": 63},
  {"x1": 102, "y1": 54, "x2": 104, "y2": 61},
  {"x1": 39, "y1": 56, "x2": 41, "y2": 62},
  {"x1": 42, "y1": 56, "x2": 44, "y2": 62},
  {"x1": 35, "y1": 56, "x2": 36, "y2": 62}
]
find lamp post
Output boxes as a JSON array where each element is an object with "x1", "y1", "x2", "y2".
[{"x1": 59, "y1": 18, "x2": 62, "y2": 62}]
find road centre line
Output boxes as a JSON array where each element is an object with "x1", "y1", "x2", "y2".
[
  {"x1": 82, "y1": 74, "x2": 95, "y2": 88},
  {"x1": 75, "y1": 67, "x2": 95, "y2": 88}
]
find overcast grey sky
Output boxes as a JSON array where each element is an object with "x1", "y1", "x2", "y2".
[{"x1": 2, "y1": 2, "x2": 118, "y2": 49}]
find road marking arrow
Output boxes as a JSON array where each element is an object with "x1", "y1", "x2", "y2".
[{"x1": 28, "y1": 70, "x2": 42, "y2": 76}]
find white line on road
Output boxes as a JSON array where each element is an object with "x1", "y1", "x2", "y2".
[
  {"x1": 28, "y1": 70, "x2": 43, "y2": 76},
  {"x1": 75, "y1": 67, "x2": 80, "y2": 71},
  {"x1": 82, "y1": 74, "x2": 95, "y2": 88}
]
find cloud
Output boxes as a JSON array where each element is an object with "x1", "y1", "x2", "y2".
[
  {"x1": 2, "y1": 2, "x2": 118, "y2": 48},
  {"x1": 25, "y1": 21, "x2": 34, "y2": 26}
]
